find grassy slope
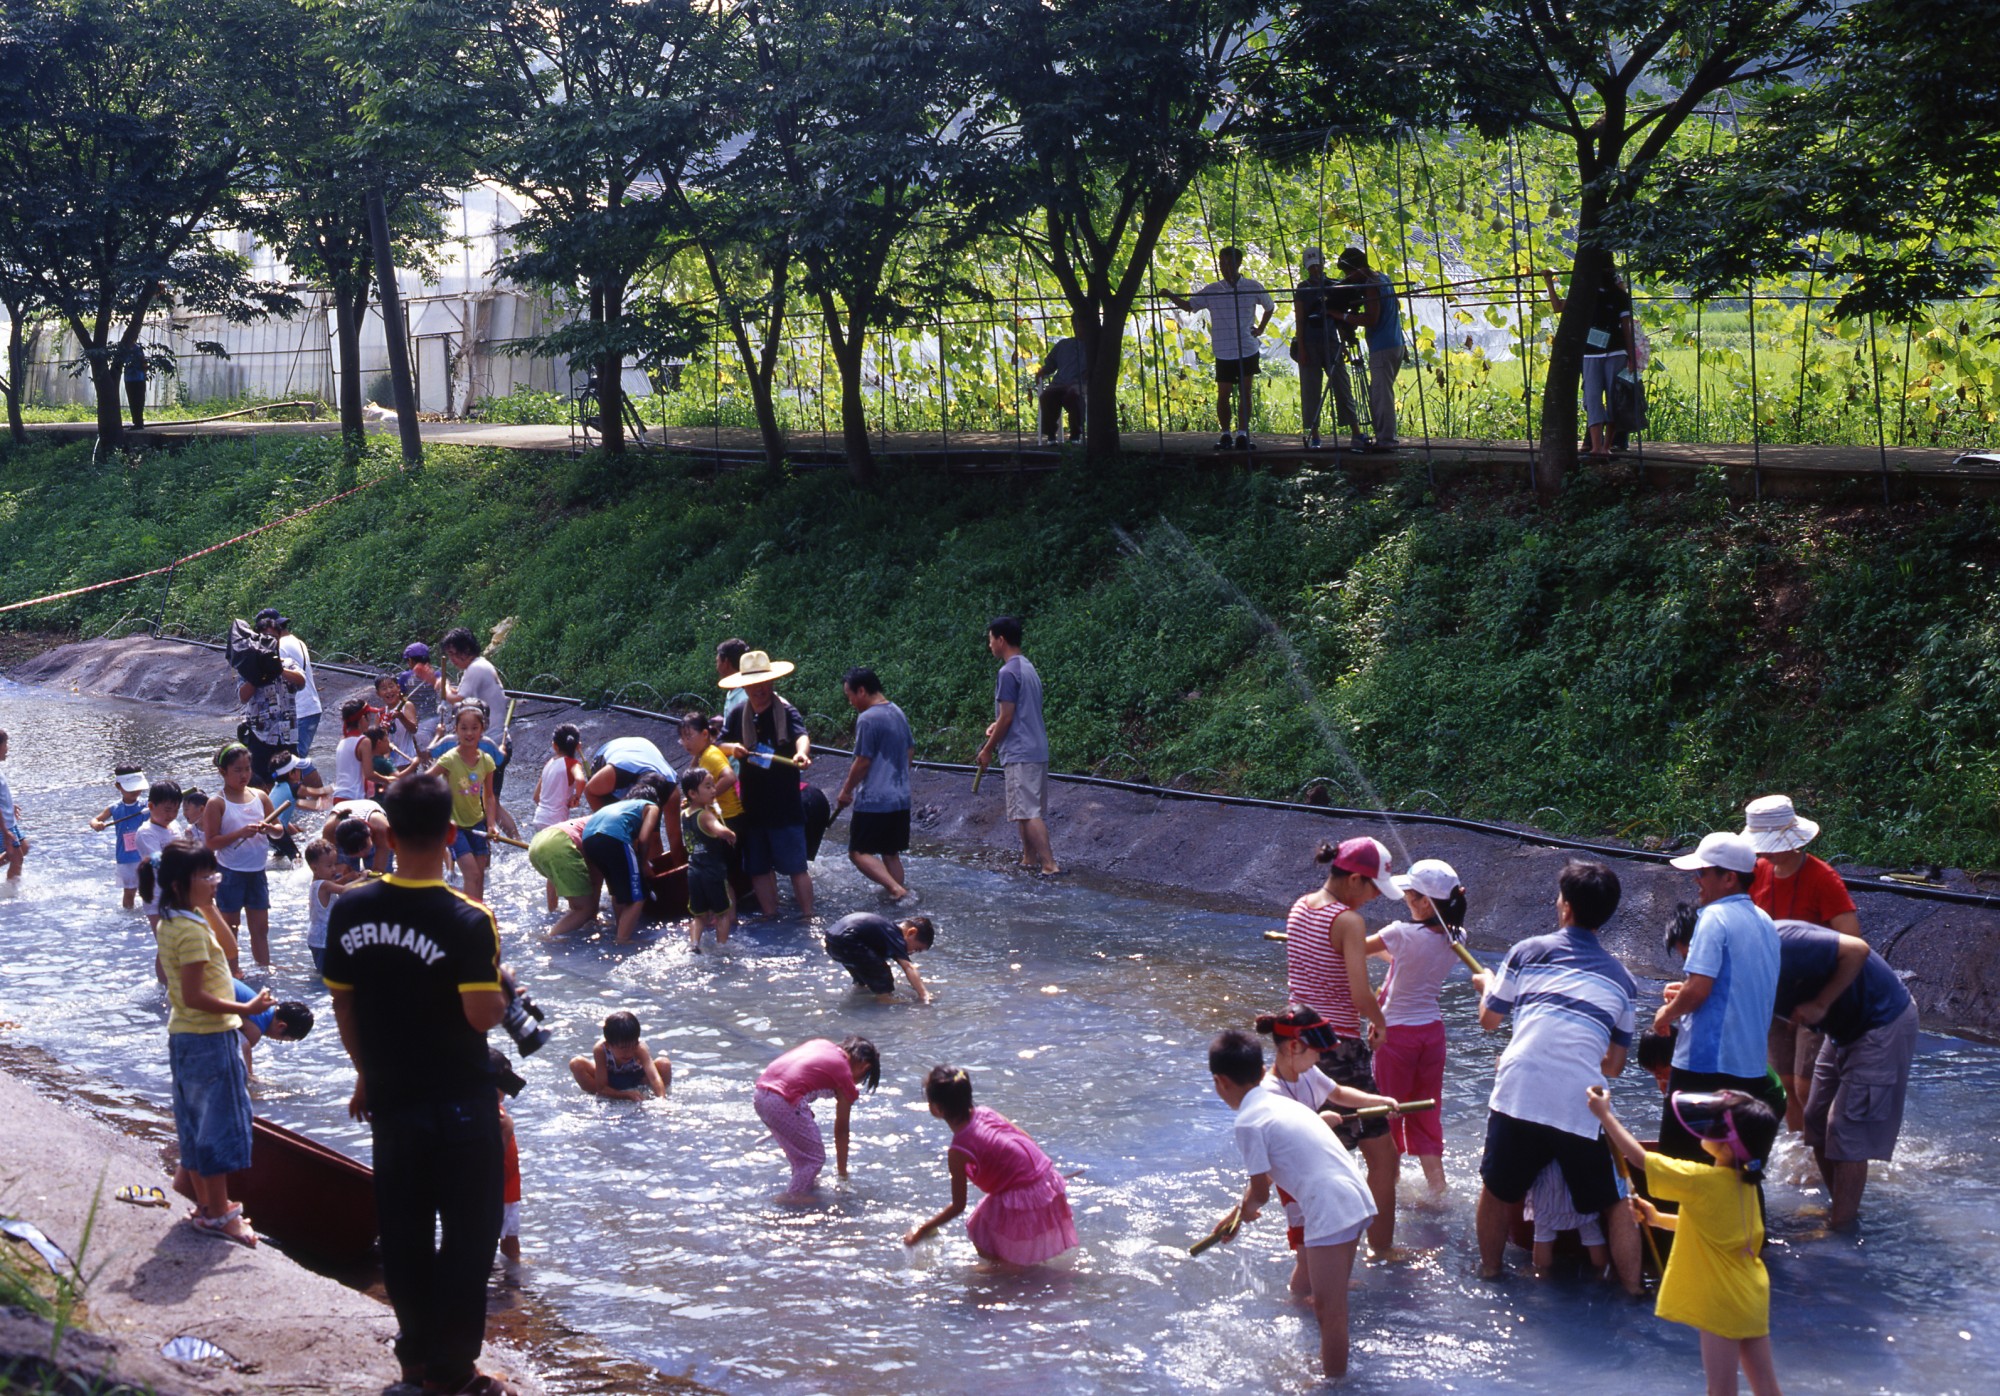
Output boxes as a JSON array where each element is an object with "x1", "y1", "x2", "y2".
[{"x1": 3, "y1": 434, "x2": 1997, "y2": 869}]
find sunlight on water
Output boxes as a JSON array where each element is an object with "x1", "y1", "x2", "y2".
[{"x1": 0, "y1": 679, "x2": 1995, "y2": 1394}]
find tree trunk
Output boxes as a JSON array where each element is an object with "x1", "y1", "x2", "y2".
[
  {"x1": 818, "y1": 289, "x2": 875, "y2": 485},
  {"x1": 92, "y1": 353, "x2": 124, "y2": 455},
  {"x1": 3, "y1": 307, "x2": 25, "y2": 445},
  {"x1": 1082, "y1": 306, "x2": 1128, "y2": 460},
  {"x1": 748, "y1": 366, "x2": 784, "y2": 474},
  {"x1": 332, "y1": 273, "x2": 368, "y2": 458},
  {"x1": 593, "y1": 281, "x2": 625, "y2": 456},
  {"x1": 367, "y1": 183, "x2": 423, "y2": 467},
  {"x1": 1536, "y1": 237, "x2": 1613, "y2": 502}
]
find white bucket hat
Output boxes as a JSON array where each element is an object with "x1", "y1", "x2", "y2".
[
  {"x1": 1669, "y1": 831, "x2": 1759, "y2": 875},
  {"x1": 1392, "y1": 858, "x2": 1461, "y2": 902},
  {"x1": 1739, "y1": 794, "x2": 1820, "y2": 854}
]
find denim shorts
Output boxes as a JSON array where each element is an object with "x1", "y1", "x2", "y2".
[
  {"x1": 450, "y1": 822, "x2": 490, "y2": 861},
  {"x1": 740, "y1": 822, "x2": 808, "y2": 877},
  {"x1": 216, "y1": 867, "x2": 270, "y2": 914},
  {"x1": 170, "y1": 1029, "x2": 255, "y2": 1177}
]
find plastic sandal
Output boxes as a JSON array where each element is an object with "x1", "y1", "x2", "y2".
[
  {"x1": 188, "y1": 1206, "x2": 259, "y2": 1249},
  {"x1": 115, "y1": 1184, "x2": 170, "y2": 1208}
]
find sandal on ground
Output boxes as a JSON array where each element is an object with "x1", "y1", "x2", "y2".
[
  {"x1": 188, "y1": 1206, "x2": 259, "y2": 1249},
  {"x1": 114, "y1": 1184, "x2": 170, "y2": 1208}
]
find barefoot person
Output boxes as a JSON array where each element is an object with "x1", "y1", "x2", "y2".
[
  {"x1": 833, "y1": 666, "x2": 916, "y2": 903},
  {"x1": 1471, "y1": 860, "x2": 1642, "y2": 1293},
  {"x1": 1282, "y1": 836, "x2": 1401, "y2": 1253},
  {"x1": 974, "y1": 616, "x2": 1057, "y2": 876},
  {"x1": 718, "y1": 650, "x2": 815, "y2": 917}
]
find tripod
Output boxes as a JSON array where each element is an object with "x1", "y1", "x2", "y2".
[{"x1": 1298, "y1": 326, "x2": 1376, "y2": 450}]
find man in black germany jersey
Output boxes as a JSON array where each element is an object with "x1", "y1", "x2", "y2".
[{"x1": 324, "y1": 770, "x2": 517, "y2": 1396}]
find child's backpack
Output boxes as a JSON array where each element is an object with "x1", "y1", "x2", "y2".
[{"x1": 226, "y1": 618, "x2": 282, "y2": 686}]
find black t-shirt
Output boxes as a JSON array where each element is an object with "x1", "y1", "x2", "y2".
[
  {"x1": 1587, "y1": 280, "x2": 1633, "y2": 351},
  {"x1": 322, "y1": 875, "x2": 503, "y2": 1112},
  {"x1": 726, "y1": 696, "x2": 807, "y2": 828},
  {"x1": 826, "y1": 912, "x2": 906, "y2": 964}
]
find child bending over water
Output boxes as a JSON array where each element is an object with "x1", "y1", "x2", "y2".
[
  {"x1": 903, "y1": 1066, "x2": 1077, "y2": 1265},
  {"x1": 1591, "y1": 1084, "x2": 1783, "y2": 1396},
  {"x1": 569, "y1": 1011, "x2": 669, "y2": 1099},
  {"x1": 754, "y1": 1035, "x2": 879, "y2": 1202}
]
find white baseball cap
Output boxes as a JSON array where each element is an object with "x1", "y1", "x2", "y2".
[
  {"x1": 1669, "y1": 831, "x2": 1759, "y2": 875},
  {"x1": 1392, "y1": 858, "x2": 1461, "y2": 901},
  {"x1": 116, "y1": 771, "x2": 148, "y2": 795}
]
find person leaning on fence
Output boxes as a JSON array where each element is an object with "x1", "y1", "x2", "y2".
[
  {"x1": 1544, "y1": 266, "x2": 1635, "y2": 462},
  {"x1": 1161, "y1": 246, "x2": 1275, "y2": 451},
  {"x1": 1034, "y1": 333, "x2": 1088, "y2": 445},
  {"x1": 1291, "y1": 247, "x2": 1366, "y2": 453},
  {"x1": 120, "y1": 343, "x2": 149, "y2": 429},
  {"x1": 1330, "y1": 248, "x2": 1405, "y2": 448}
]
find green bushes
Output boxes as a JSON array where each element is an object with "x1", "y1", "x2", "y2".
[{"x1": 3, "y1": 434, "x2": 1997, "y2": 869}]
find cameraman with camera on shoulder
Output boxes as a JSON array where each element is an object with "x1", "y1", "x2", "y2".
[{"x1": 323, "y1": 769, "x2": 526, "y2": 1396}]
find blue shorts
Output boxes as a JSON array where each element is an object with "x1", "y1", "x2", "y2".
[
  {"x1": 216, "y1": 867, "x2": 270, "y2": 914},
  {"x1": 740, "y1": 822, "x2": 809, "y2": 878},
  {"x1": 169, "y1": 1029, "x2": 255, "y2": 1177},
  {"x1": 582, "y1": 831, "x2": 644, "y2": 905},
  {"x1": 451, "y1": 822, "x2": 491, "y2": 861},
  {"x1": 310, "y1": 943, "x2": 326, "y2": 974},
  {"x1": 293, "y1": 712, "x2": 322, "y2": 757}
]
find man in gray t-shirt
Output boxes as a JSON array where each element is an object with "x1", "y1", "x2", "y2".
[
  {"x1": 834, "y1": 667, "x2": 917, "y2": 902},
  {"x1": 974, "y1": 615, "x2": 1058, "y2": 875}
]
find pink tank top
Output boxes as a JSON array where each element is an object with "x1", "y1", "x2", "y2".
[
  {"x1": 948, "y1": 1107, "x2": 1054, "y2": 1197},
  {"x1": 1285, "y1": 895, "x2": 1361, "y2": 1037}
]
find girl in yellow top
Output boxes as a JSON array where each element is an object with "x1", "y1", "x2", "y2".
[
  {"x1": 1591, "y1": 1084, "x2": 1783, "y2": 1396},
  {"x1": 434, "y1": 702, "x2": 517, "y2": 903},
  {"x1": 144, "y1": 839, "x2": 271, "y2": 1248}
]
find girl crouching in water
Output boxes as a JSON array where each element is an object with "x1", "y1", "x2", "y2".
[
  {"x1": 754, "y1": 1036, "x2": 880, "y2": 1202},
  {"x1": 903, "y1": 1066, "x2": 1077, "y2": 1265}
]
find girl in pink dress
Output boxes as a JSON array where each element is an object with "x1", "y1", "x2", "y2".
[
  {"x1": 754, "y1": 1036, "x2": 880, "y2": 1201},
  {"x1": 903, "y1": 1066, "x2": 1078, "y2": 1265}
]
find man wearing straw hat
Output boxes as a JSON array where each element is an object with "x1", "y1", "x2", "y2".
[
  {"x1": 719, "y1": 650, "x2": 815, "y2": 917},
  {"x1": 1742, "y1": 794, "x2": 1861, "y2": 1131}
]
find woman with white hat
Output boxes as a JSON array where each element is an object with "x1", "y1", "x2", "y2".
[
  {"x1": 1741, "y1": 794, "x2": 1860, "y2": 1131},
  {"x1": 1365, "y1": 858, "x2": 1473, "y2": 1199}
]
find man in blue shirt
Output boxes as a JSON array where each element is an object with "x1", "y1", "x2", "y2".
[
  {"x1": 974, "y1": 616, "x2": 1058, "y2": 876},
  {"x1": 833, "y1": 666, "x2": 916, "y2": 903},
  {"x1": 1656, "y1": 831, "x2": 1784, "y2": 1158}
]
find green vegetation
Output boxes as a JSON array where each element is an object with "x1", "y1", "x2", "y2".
[{"x1": 3, "y1": 435, "x2": 1997, "y2": 869}]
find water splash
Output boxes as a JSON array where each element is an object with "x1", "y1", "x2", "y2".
[{"x1": 1111, "y1": 518, "x2": 1410, "y2": 864}]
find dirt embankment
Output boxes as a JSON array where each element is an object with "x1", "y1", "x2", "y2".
[{"x1": 15, "y1": 634, "x2": 2000, "y2": 1039}]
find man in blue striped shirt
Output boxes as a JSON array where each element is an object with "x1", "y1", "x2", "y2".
[{"x1": 1471, "y1": 859, "x2": 1642, "y2": 1291}]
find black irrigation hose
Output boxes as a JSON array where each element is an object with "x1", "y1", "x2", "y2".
[{"x1": 137, "y1": 633, "x2": 2000, "y2": 913}]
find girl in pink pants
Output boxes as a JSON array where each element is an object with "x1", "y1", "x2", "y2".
[
  {"x1": 753, "y1": 1036, "x2": 880, "y2": 1201},
  {"x1": 1366, "y1": 859, "x2": 1472, "y2": 1198}
]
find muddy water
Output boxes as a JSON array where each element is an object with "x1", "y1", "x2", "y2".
[{"x1": 0, "y1": 679, "x2": 1995, "y2": 1394}]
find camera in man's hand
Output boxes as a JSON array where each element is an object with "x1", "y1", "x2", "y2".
[{"x1": 499, "y1": 966, "x2": 551, "y2": 1057}]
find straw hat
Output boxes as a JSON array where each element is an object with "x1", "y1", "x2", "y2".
[
  {"x1": 1739, "y1": 794, "x2": 1820, "y2": 854},
  {"x1": 717, "y1": 649, "x2": 795, "y2": 689}
]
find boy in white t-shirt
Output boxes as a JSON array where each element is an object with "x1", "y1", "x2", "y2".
[
  {"x1": 1200, "y1": 1028, "x2": 1376, "y2": 1381},
  {"x1": 134, "y1": 780, "x2": 184, "y2": 929}
]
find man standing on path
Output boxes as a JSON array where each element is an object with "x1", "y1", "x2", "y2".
[
  {"x1": 834, "y1": 667, "x2": 916, "y2": 904},
  {"x1": 1769, "y1": 918, "x2": 1919, "y2": 1232},
  {"x1": 323, "y1": 771, "x2": 517, "y2": 1396},
  {"x1": 257, "y1": 610, "x2": 323, "y2": 757},
  {"x1": 1161, "y1": 247, "x2": 1275, "y2": 450},
  {"x1": 1470, "y1": 860, "x2": 1642, "y2": 1292},
  {"x1": 1330, "y1": 248, "x2": 1405, "y2": 448},
  {"x1": 975, "y1": 616, "x2": 1058, "y2": 876},
  {"x1": 1655, "y1": 832, "x2": 1785, "y2": 1157},
  {"x1": 1292, "y1": 247, "x2": 1366, "y2": 453},
  {"x1": 719, "y1": 650, "x2": 815, "y2": 917}
]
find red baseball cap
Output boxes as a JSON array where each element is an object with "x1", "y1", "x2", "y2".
[{"x1": 1331, "y1": 836, "x2": 1399, "y2": 901}]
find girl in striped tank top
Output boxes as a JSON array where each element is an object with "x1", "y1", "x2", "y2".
[{"x1": 1283, "y1": 836, "x2": 1403, "y2": 1253}]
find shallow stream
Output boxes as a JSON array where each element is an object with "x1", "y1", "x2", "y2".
[{"x1": 0, "y1": 680, "x2": 1994, "y2": 1394}]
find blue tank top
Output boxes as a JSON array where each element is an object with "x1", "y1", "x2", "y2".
[
  {"x1": 606, "y1": 1052, "x2": 647, "y2": 1091},
  {"x1": 1365, "y1": 273, "x2": 1403, "y2": 352},
  {"x1": 110, "y1": 800, "x2": 146, "y2": 863}
]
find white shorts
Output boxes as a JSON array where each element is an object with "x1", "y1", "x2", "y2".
[
  {"x1": 1004, "y1": 762, "x2": 1049, "y2": 821},
  {"x1": 116, "y1": 862, "x2": 141, "y2": 890},
  {"x1": 1303, "y1": 1216, "x2": 1370, "y2": 1249},
  {"x1": 502, "y1": 1201, "x2": 521, "y2": 1239}
]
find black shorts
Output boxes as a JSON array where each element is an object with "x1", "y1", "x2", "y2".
[
  {"x1": 848, "y1": 808, "x2": 911, "y2": 856},
  {"x1": 826, "y1": 930, "x2": 896, "y2": 995},
  {"x1": 1479, "y1": 1110, "x2": 1620, "y2": 1214},
  {"x1": 1214, "y1": 354, "x2": 1261, "y2": 385},
  {"x1": 1315, "y1": 1036, "x2": 1390, "y2": 1146},
  {"x1": 686, "y1": 863, "x2": 731, "y2": 915},
  {"x1": 243, "y1": 731, "x2": 287, "y2": 785}
]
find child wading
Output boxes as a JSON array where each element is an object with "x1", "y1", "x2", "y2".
[
  {"x1": 1366, "y1": 857, "x2": 1473, "y2": 1198},
  {"x1": 201, "y1": 744, "x2": 280, "y2": 967},
  {"x1": 532, "y1": 724, "x2": 587, "y2": 910},
  {"x1": 436, "y1": 700, "x2": 516, "y2": 903},
  {"x1": 0, "y1": 728, "x2": 28, "y2": 879},
  {"x1": 754, "y1": 1036, "x2": 879, "y2": 1202},
  {"x1": 1200, "y1": 1028, "x2": 1376, "y2": 1381},
  {"x1": 678, "y1": 767, "x2": 737, "y2": 951},
  {"x1": 903, "y1": 1066, "x2": 1077, "y2": 1265},
  {"x1": 90, "y1": 767, "x2": 150, "y2": 909},
  {"x1": 1592, "y1": 1085, "x2": 1784, "y2": 1396}
]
